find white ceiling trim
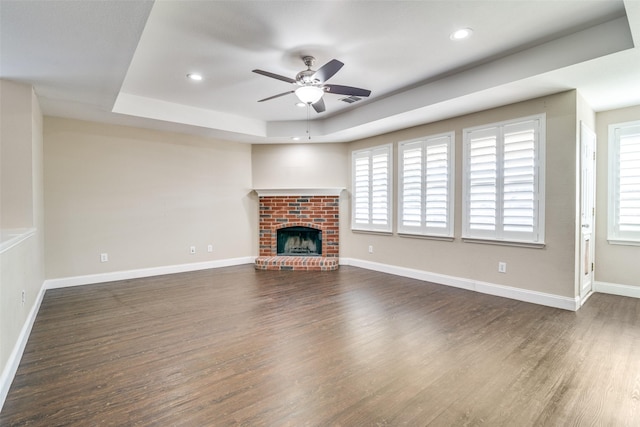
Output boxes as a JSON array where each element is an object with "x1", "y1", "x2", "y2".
[{"x1": 113, "y1": 93, "x2": 266, "y2": 137}]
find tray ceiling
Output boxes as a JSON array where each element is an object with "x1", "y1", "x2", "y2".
[{"x1": 2, "y1": 0, "x2": 639, "y2": 143}]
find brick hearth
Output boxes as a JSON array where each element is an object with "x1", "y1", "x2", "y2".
[
  {"x1": 254, "y1": 256, "x2": 339, "y2": 271},
  {"x1": 255, "y1": 192, "x2": 340, "y2": 271}
]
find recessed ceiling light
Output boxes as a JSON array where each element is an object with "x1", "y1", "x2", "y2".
[
  {"x1": 291, "y1": 137, "x2": 301, "y2": 141},
  {"x1": 450, "y1": 28, "x2": 473, "y2": 40},
  {"x1": 295, "y1": 102, "x2": 306, "y2": 108},
  {"x1": 187, "y1": 73, "x2": 203, "y2": 81}
]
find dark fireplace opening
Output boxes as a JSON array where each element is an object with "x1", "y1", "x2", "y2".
[{"x1": 277, "y1": 226, "x2": 322, "y2": 256}]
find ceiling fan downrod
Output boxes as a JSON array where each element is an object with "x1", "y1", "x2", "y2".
[{"x1": 307, "y1": 103, "x2": 311, "y2": 140}]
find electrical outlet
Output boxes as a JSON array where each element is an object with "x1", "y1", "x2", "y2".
[
  {"x1": 190, "y1": 246, "x2": 196, "y2": 254},
  {"x1": 207, "y1": 244, "x2": 213, "y2": 253},
  {"x1": 21, "y1": 290, "x2": 25, "y2": 306},
  {"x1": 498, "y1": 262, "x2": 507, "y2": 273},
  {"x1": 368, "y1": 245, "x2": 374, "y2": 254},
  {"x1": 100, "y1": 253, "x2": 109, "y2": 263}
]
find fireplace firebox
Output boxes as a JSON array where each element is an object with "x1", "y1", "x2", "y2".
[{"x1": 277, "y1": 226, "x2": 322, "y2": 256}]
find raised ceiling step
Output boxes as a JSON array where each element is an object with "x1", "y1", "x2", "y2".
[{"x1": 254, "y1": 256, "x2": 339, "y2": 271}]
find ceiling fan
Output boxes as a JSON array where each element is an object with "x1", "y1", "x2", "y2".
[{"x1": 252, "y1": 56, "x2": 371, "y2": 113}]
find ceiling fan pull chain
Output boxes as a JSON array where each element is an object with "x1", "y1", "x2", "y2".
[{"x1": 307, "y1": 104, "x2": 311, "y2": 140}]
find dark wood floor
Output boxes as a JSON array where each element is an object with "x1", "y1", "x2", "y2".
[{"x1": 2, "y1": 265, "x2": 640, "y2": 426}]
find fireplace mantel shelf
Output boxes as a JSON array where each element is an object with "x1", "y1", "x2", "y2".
[{"x1": 254, "y1": 188, "x2": 344, "y2": 197}]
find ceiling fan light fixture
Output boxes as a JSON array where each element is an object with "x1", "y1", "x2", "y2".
[
  {"x1": 450, "y1": 28, "x2": 473, "y2": 40},
  {"x1": 295, "y1": 86, "x2": 324, "y2": 104}
]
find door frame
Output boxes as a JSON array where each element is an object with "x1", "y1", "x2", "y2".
[{"x1": 579, "y1": 122, "x2": 596, "y2": 306}]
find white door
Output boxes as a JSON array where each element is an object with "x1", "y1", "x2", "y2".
[{"x1": 580, "y1": 122, "x2": 596, "y2": 305}]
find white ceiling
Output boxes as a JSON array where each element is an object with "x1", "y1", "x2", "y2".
[{"x1": 1, "y1": 0, "x2": 639, "y2": 144}]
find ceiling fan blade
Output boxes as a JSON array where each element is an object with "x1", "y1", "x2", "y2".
[
  {"x1": 312, "y1": 98, "x2": 326, "y2": 113},
  {"x1": 324, "y1": 84, "x2": 371, "y2": 97},
  {"x1": 258, "y1": 91, "x2": 294, "y2": 102},
  {"x1": 252, "y1": 69, "x2": 296, "y2": 84},
  {"x1": 312, "y1": 59, "x2": 344, "y2": 83}
]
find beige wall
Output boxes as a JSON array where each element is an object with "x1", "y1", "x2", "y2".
[
  {"x1": 44, "y1": 118, "x2": 257, "y2": 279},
  {"x1": 1, "y1": 80, "x2": 34, "y2": 228},
  {"x1": 251, "y1": 143, "x2": 348, "y2": 188},
  {"x1": 0, "y1": 81, "x2": 45, "y2": 384},
  {"x1": 595, "y1": 105, "x2": 640, "y2": 288},
  {"x1": 342, "y1": 91, "x2": 579, "y2": 297}
]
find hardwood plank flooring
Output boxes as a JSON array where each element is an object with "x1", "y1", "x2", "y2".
[{"x1": 1, "y1": 265, "x2": 640, "y2": 426}]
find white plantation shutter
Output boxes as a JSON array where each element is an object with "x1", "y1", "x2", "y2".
[
  {"x1": 467, "y1": 128, "x2": 498, "y2": 235},
  {"x1": 425, "y1": 140, "x2": 451, "y2": 230},
  {"x1": 400, "y1": 142, "x2": 422, "y2": 229},
  {"x1": 371, "y1": 150, "x2": 390, "y2": 226},
  {"x1": 503, "y1": 121, "x2": 537, "y2": 238},
  {"x1": 463, "y1": 115, "x2": 544, "y2": 244},
  {"x1": 353, "y1": 155, "x2": 371, "y2": 225},
  {"x1": 609, "y1": 121, "x2": 640, "y2": 243},
  {"x1": 399, "y1": 133, "x2": 454, "y2": 236},
  {"x1": 352, "y1": 144, "x2": 392, "y2": 231}
]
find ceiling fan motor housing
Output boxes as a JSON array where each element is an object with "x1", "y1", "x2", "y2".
[
  {"x1": 296, "y1": 69, "x2": 319, "y2": 86},
  {"x1": 296, "y1": 56, "x2": 319, "y2": 85}
]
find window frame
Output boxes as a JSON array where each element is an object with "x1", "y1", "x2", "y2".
[
  {"x1": 397, "y1": 131, "x2": 455, "y2": 238},
  {"x1": 462, "y1": 114, "x2": 546, "y2": 246},
  {"x1": 351, "y1": 143, "x2": 393, "y2": 233},
  {"x1": 608, "y1": 119, "x2": 640, "y2": 246}
]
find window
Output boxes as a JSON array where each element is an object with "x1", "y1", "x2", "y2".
[
  {"x1": 398, "y1": 132, "x2": 454, "y2": 237},
  {"x1": 352, "y1": 144, "x2": 392, "y2": 232},
  {"x1": 462, "y1": 115, "x2": 545, "y2": 244},
  {"x1": 608, "y1": 120, "x2": 640, "y2": 245}
]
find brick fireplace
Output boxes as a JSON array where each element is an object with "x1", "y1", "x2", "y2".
[{"x1": 254, "y1": 189, "x2": 342, "y2": 271}]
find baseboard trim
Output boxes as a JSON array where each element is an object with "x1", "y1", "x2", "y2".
[
  {"x1": 0, "y1": 284, "x2": 47, "y2": 412},
  {"x1": 44, "y1": 257, "x2": 256, "y2": 290},
  {"x1": 593, "y1": 281, "x2": 640, "y2": 299},
  {"x1": 340, "y1": 258, "x2": 580, "y2": 311}
]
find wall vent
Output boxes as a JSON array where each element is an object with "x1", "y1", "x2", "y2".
[{"x1": 340, "y1": 96, "x2": 362, "y2": 104}]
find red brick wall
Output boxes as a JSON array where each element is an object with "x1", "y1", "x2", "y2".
[{"x1": 259, "y1": 196, "x2": 339, "y2": 257}]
